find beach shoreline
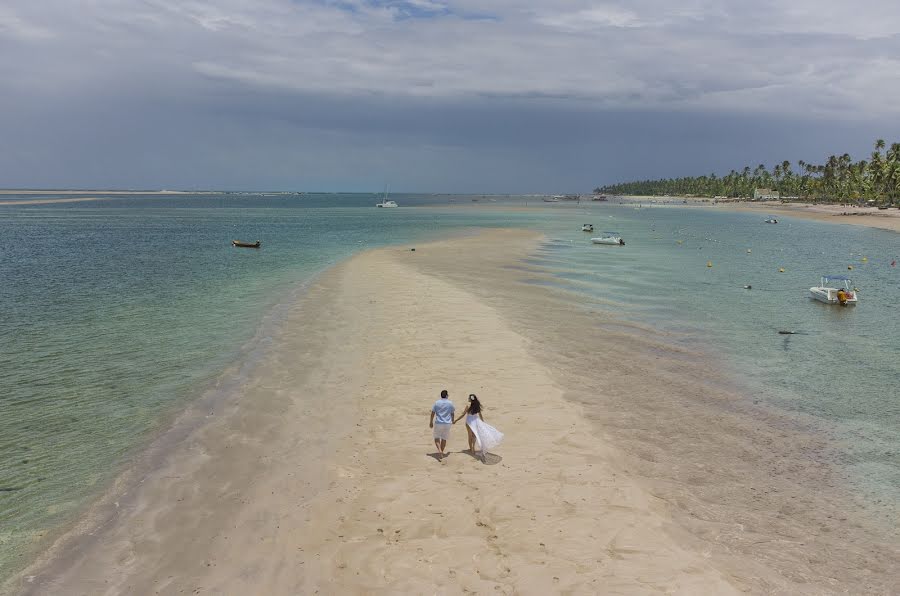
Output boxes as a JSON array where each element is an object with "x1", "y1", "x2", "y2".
[
  {"x1": 8, "y1": 229, "x2": 898, "y2": 594},
  {"x1": 613, "y1": 195, "x2": 900, "y2": 233}
]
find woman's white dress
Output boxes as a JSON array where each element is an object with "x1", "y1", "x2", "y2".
[{"x1": 466, "y1": 414, "x2": 504, "y2": 454}]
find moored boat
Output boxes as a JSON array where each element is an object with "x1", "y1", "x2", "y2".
[
  {"x1": 809, "y1": 275, "x2": 858, "y2": 305},
  {"x1": 232, "y1": 240, "x2": 261, "y2": 248},
  {"x1": 375, "y1": 185, "x2": 398, "y2": 207},
  {"x1": 764, "y1": 217, "x2": 778, "y2": 224},
  {"x1": 582, "y1": 224, "x2": 594, "y2": 232}
]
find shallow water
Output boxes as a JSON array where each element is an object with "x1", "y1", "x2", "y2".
[
  {"x1": 525, "y1": 204, "x2": 900, "y2": 517},
  {"x1": 1, "y1": 196, "x2": 898, "y2": 580}
]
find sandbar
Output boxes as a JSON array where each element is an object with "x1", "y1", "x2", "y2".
[{"x1": 8, "y1": 230, "x2": 897, "y2": 595}]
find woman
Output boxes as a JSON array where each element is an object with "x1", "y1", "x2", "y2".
[{"x1": 453, "y1": 394, "x2": 504, "y2": 461}]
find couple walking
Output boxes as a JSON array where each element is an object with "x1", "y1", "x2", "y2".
[{"x1": 429, "y1": 390, "x2": 504, "y2": 461}]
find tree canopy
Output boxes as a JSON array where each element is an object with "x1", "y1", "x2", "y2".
[{"x1": 596, "y1": 139, "x2": 900, "y2": 205}]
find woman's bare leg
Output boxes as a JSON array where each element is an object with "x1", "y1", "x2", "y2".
[{"x1": 466, "y1": 425, "x2": 476, "y2": 454}]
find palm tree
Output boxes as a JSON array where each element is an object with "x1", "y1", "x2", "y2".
[{"x1": 594, "y1": 139, "x2": 898, "y2": 202}]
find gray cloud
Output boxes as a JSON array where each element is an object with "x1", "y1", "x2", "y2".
[{"x1": 1, "y1": 1, "x2": 899, "y2": 191}]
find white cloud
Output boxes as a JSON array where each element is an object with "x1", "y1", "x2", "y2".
[
  {"x1": 1, "y1": 0, "x2": 899, "y2": 119},
  {"x1": 0, "y1": 6, "x2": 54, "y2": 40}
]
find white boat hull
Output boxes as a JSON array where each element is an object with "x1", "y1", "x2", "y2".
[
  {"x1": 809, "y1": 287, "x2": 858, "y2": 304},
  {"x1": 591, "y1": 237, "x2": 623, "y2": 245}
]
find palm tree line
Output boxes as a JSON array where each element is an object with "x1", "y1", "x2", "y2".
[{"x1": 596, "y1": 139, "x2": 900, "y2": 205}]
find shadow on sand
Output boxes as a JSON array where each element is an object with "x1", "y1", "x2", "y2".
[{"x1": 460, "y1": 450, "x2": 503, "y2": 465}]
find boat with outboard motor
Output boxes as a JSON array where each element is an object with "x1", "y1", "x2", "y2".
[
  {"x1": 232, "y1": 240, "x2": 261, "y2": 248},
  {"x1": 582, "y1": 224, "x2": 594, "y2": 232},
  {"x1": 810, "y1": 275, "x2": 858, "y2": 305}
]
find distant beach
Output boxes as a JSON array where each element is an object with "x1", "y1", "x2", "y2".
[
  {"x1": 0, "y1": 197, "x2": 112, "y2": 206},
  {"x1": 9, "y1": 227, "x2": 897, "y2": 595},
  {"x1": 612, "y1": 195, "x2": 900, "y2": 233}
]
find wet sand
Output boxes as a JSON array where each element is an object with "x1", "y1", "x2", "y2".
[
  {"x1": 0, "y1": 197, "x2": 112, "y2": 206},
  {"x1": 8, "y1": 230, "x2": 898, "y2": 595}
]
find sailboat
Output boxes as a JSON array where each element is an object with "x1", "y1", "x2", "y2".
[{"x1": 375, "y1": 186, "x2": 398, "y2": 208}]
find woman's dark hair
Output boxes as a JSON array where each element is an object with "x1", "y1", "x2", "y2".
[{"x1": 468, "y1": 394, "x2": 482, "y2": 414}]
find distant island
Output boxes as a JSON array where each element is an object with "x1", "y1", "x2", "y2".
[{"x1": 596, "y1": 139, "x2": 899, "y2": 206}]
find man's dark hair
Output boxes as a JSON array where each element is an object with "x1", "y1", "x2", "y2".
[{"x1": 440, "y1": 389, "x2": 448, "y2": 398}]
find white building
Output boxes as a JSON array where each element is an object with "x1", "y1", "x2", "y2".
[{"x1": 753, "y1": 188, "x2": 780, "y2": 200}]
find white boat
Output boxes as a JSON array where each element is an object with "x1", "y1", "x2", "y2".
[
  {"x1": 764, "y1": 217, "x2": 778, "y2": 224},
  {"x1": 375, "y1": 186, "x2": 398, "y2": 208},
  {"x1": 591, "y1": 232, "x2": 625, "y2": 246},
  {"x1": 582, "y1": 224, "x2": 594, "y2": 232},
  {"x1": 809, "y1": 275, "x2": 858, "y2": 305}
]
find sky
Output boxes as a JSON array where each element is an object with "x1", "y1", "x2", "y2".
[{"x1": 1, "y1": 0, "x2": 900, "y2": 193}]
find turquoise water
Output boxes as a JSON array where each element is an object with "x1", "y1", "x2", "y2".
[
  {"x1": 1, "y1": 196, "x2": 898, "y2": 579},
  {"x1": 522, "y1": 204, "x2": 900, "y2": 513}
]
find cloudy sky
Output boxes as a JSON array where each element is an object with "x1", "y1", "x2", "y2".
[{"x1": 1, "y1": 1, "x2": 899, "y2": 192}]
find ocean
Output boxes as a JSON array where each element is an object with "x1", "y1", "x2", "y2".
[{"x1": 1, "y1": 194, "x2": 898, "y2": 581}]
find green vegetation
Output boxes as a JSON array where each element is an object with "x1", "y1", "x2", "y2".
[{"x1": 597, "y1": 139, "x2": 900, "y2": 205}]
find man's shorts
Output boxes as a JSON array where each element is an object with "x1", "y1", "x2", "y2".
[{"x1": 433, "y1": 423, "x2": 451, "y2": 440}]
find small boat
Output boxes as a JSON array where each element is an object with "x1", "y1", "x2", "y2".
[
  {"x1": 592, "y1": 194, "x2": 607, "y2": 201},
  {"x1": 582, "y1": 224, "x2": 594, "y2": 232},
  {"x1": 543, "y1": 196, "x2": 561, "y2": 202},
  {"x1": 232, "y1": 240, "x2": 261, "y2": 248},
  {"x1": 591, "y1": 232, "x2": 625, "y2": 246},
  {"x1": 809, "y1": 275, "x2": 858, "y2": 305},
  {"x1": 765, "y1": 217, "x2": 778, "y2": 224}
]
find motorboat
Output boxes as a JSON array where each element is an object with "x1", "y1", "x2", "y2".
[
  {"x1": 375, "y1": 185, "x2": 398, "y2": 207},
  {"x1": 591, "y1": 232, "x2": 625, "y2": 246},
  {"x1": 765, "y1": 217, "x2": 778, "y2": 223},
  {"x1": 809, "y1": 276, "x2": 858, "y2": 305},
  {"x1": 232, "y1": 240, "x2": 261, "y2": 248},
  {"x1": 582, "y1": 224, "x2": 594, "y2": 232}
]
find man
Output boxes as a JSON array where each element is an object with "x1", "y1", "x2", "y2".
[
  {"x1": 429, "y1": 389, "x2": 455, "y2": 460},
  {"x1": 836, "y1": 288, "x2": 848, "y2": 305}
]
